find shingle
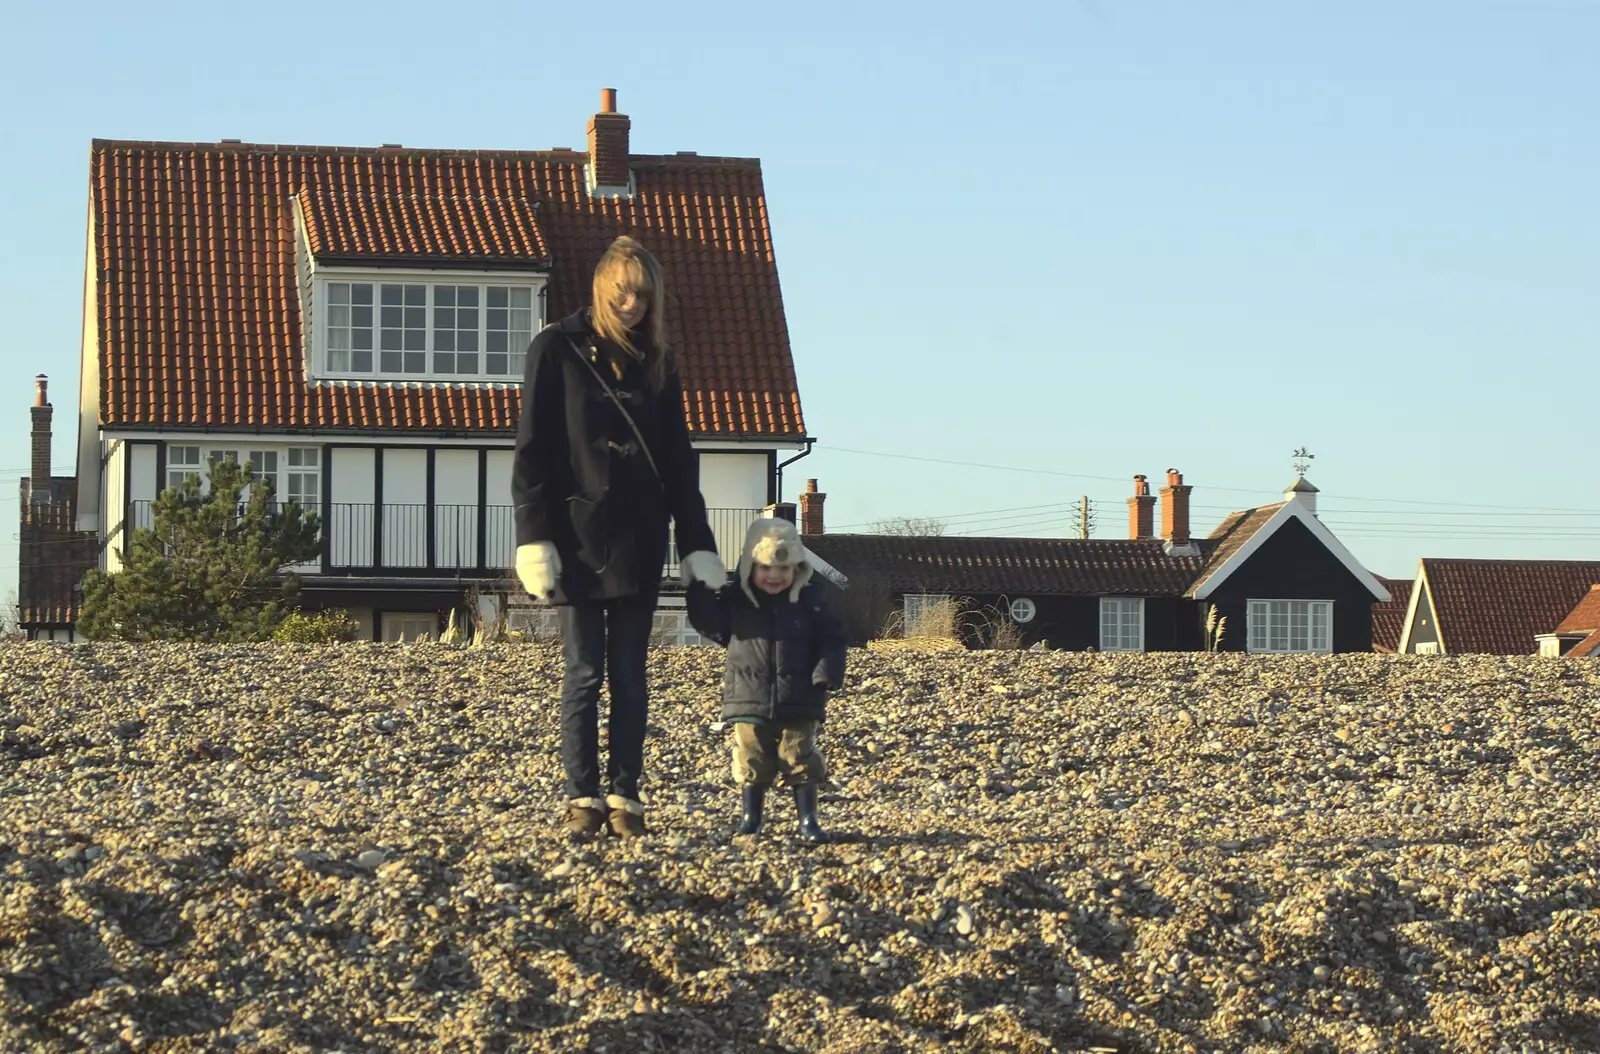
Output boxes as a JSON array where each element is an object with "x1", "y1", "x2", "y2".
[{"x1": 90, "y1": 142, "x2": 805, "y2": 437}]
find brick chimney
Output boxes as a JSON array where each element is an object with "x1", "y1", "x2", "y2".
[
  {"x1": 586, "y1": 87, "x2": 632, "y2": 195},
  {"x1": 1126, "y1": 475, "x2": 1155, "y2": 539},
  {"x1": 1161, "y1": 468, "x2": 1192, "y2": 546},
  {"x1": 798, "y1": 479, "x2": 826, "y2": 535},
  {"x1": 29, "y1": 374, "x2": 51, "y2": 505}
]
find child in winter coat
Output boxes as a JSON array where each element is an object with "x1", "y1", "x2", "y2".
[{"x1": 686, "y1": 517, "x2": 848, "y2": 842}]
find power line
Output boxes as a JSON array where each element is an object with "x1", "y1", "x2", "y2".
[{"x1": 821, "y1": 445, "x2": 1600, "y2": 514}]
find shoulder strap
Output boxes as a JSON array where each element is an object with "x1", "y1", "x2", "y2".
[{"x1": 563, "y1": 335, "x2": 661, "y2": 482}]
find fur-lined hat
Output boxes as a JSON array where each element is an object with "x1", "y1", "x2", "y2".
[{"x1": 738, "y1": 517, "x2": 814, "y2": 605}]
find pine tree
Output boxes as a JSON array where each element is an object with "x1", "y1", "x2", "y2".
[{"x1": 79, "y1": 457, "x2": 322, "y2": 641}]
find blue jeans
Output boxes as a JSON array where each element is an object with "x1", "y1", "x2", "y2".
[{"x1": 558, "y1": 594, "x2": 655, "y2": 803}]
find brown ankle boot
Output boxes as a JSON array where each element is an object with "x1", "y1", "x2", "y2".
[
  {"x1": 564, "y1": 798, "x2": 607, "y2": 839},
  {"x1": 606, "y1": 795, "x2": 646, "y2": 838}
]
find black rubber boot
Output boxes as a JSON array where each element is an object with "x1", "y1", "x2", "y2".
[
  {"x1": 794, "y1": 784, "x2": 828, "y2": 844},
  {"x1": 737, "y1": 785, "x2": 765, "y2": 836}
]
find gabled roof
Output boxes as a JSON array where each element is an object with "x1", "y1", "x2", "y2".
[
  {"x1": 1371, "y1": 575, "x2": 1414, "y2": 653},
  {"x1": 1414, "y1": 559, "x2": 1600, "y2": 654},
  {"x1": 1553, "y1": 584, "x2": 1600, "y2": 634},
  {"x1": 800, "y1": 534, "x2": 1209, "y2": 597},
  {"x1": 1185, "y1": 499, "x2": 1390, "y2": 602},
  {"x1": 89, "y1": 141, "x2": 804, "y2": 437}
]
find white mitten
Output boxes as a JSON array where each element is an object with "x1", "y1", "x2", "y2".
[
  {"x1": 516, "y1": 542, "x2": 562, "y2": 600},
  {"x1": 680, "y1": 550, "x2": 727, "y2": 591}
]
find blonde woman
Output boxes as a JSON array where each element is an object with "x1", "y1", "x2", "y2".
[{"x1": 513, "y1": 236, "x2": 726, "y2": 839}]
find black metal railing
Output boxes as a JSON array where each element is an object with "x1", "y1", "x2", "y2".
[{"x1": 126, "y1": 500, "x2": 762, "y2": 578}]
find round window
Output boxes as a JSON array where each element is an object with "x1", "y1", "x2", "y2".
[{"x1": 1009, "y1": 597, "x2": 1037, "y2": 624}]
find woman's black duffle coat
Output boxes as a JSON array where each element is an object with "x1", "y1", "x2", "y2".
[{"x1": 512, "y1": 308, "x2": 716, "y2": 604}]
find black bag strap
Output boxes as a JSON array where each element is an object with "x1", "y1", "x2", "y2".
[{"x1": 563, "y1": 335, "x2": 661, "y2": 482}]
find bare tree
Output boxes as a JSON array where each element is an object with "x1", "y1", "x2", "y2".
[
  {"x1": 2, "y1": 589, "x2": 21, "y2": 641},
  {"x1": 872, "y1": 516, "x2": 947, "y2": 537}
]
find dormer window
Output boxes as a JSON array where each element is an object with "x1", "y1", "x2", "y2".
[{"x1": 316, "y1": 272, "x2": 545, "y2": 383}]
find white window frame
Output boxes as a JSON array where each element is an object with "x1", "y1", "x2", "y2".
[
  {"x1": 1009, "y1": 597, "x2": 1037, "y2": 624},
  {"x1": 381, "y1": 613, "x2": 438, "y2": 643},
  {"x1": 903, "y1": 593, "x2": 951, "y2": 637},
  {"x1": 1416, "y1": 641, "x2": 1441, "y2": 656},
  {"x1": 651, "y1": 604, "x2": 706, "y2": 647},
  {"x1": 166, "y1": 445, "x2": 203, "y2": 491},
  {"x1": 1247, "y1": 599, "x2": 1333, "y2": 654},
  {"x1": 315, "y1": 268, "x2": 547, "y2": 384},
  {"x1": 285, "y1": 447, "x2": 321, "y2": 510},
  {"x1": 1099, "y1": 597, "x2": 1145, "y2": 652}
]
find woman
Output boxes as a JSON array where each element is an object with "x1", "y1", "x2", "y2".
[{"x1": 512, "y1": 236, "x2": 726, "y2": 839}]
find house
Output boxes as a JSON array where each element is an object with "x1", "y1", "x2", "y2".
[
  {"x1": 803, "y1": 469, "x2": 1392, "y2": 653},
  {"x1": 22, "y1": 89, "x2": 812, "y2": 642},
  {"x1": 1370, "y1": 576, "x2": 1414, "y2": 653},
  {"x1": 1395, "y1": 559, "x2": 1600, "y2": 655},
  {"x1": 17, "y1": 377, "x2": 100, "y2": 641},
  {"x1": 1538, "y1": 585, "x2": 1600, "y2": 658}
]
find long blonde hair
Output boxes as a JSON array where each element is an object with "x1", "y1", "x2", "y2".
[{"x1": 591, "y1": 236, "x2": 668, "y2": 391}]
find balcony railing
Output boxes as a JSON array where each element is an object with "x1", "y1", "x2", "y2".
[{"x1": 125, "y1": 500, "x2": 763, "y2": 579}]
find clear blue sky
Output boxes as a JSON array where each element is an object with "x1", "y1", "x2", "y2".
[{"x1": 3, "y1": 0, "x2": 1596, "y2": 602}]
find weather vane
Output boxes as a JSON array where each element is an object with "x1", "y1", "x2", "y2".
[{"x1": 1291, "y1": 447, "x2": 1315, "y2": 478}]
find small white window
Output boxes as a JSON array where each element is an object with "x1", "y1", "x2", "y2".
[
  {"x1": 1099, "y1": 598, "x2": 1145, "y2": 652},
  {"x1": 166, "y1": 446, "x2": 202, "y2": 491},
  {"x1": 508, "y1": 607, "x2": 562, "y2": 640},
  {"x1": 1247, "y1": 600, "x2": 1332, "y2": 654},
  {"x1": 651, "y1": 609, "x2": 705, "y2": 647},
  {"x1": 1416, "y1": 641, "x2": 1441, "y2": 656},
  {"x1": 1009, "y1": 597, "x2": 1037, "y2": 624},
  {"x1": 286, "y1": 447, "x2": 321, "y2": 508},
  {"x1": 903, "y1": 594, "x2": 951, "y2": 637},
  {"x1": 381, "y1": 613, "x2": 437, "y2": 642}
]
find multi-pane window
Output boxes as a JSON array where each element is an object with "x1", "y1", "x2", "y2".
[
  {"x1": 167, "y1": 446, "x2": 202, "y2": 491},
  {"x1": 247, "y1": 451, "x2": 280, "y2": 498},
  {"x1": 324, "y1": 280, "x2": 541, "y2": 380},
  {"x1": 432, "y1": 286, "x2": 480, "y2": 375},
  {"x1": 486, "y1": 286, "x2": 535, "y2": 377},
  {"x1": 325, "y1": 283, "x2": 375, "y2": 372},
  {"x1": 1099, "y1": 598, "x2": 1144, "y2": 652},
  {"x1": 286, "y1": 448, "x2": 320, "y2": 508},
  {"x1": 379, "y1": 284, "x2": 428, "y2": 373},
  {"x1": 903, "y1": 594, "x2": 951, "y2": 637},
  {"x1": 1247, "y1": 600, "x2": 1332, "y2": 654}
]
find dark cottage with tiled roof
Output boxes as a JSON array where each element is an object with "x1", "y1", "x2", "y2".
[
  {"x1": 803, "y1": 470, "x2": 1391, "y2": 653},
  {"x1": 23, "y1": 89, "x2": 812, "y2": 641},
  {"x1": 1396, "y1": 559, "x2": 1600, "y2": 655},
  {"x1": 1371, "y1": 577, "x2": 1414, "y2": 653}
]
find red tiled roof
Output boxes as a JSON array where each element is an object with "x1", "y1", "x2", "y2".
[
  {"x1": 1421, "y1": 559, "x2": 1600, "y2": 655},
  {"x1": 1554, "y1": 584, "x2": 1600, "y2": 634},
  {"x1": 1371, "y1": 575, "x2": 1414, "y2": 653},
  {"x1": 296, "y1": 189, "x2": 551, "y2": 264},
  {"x1": 1567, "y1": 629, "x2": 1600, "y2": 658},
  {"x1": 801, "y1": 534, "x2": 1208, "y2": 596},
  {"x1": 90, "y1": 141, "x2": 804, "y2": 436}
]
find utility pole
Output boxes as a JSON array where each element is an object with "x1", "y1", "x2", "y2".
[{"x1": 1078, "y1": 496, "x2": 1095, "y2": 539}]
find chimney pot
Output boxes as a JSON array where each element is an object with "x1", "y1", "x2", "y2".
[
  {"x1": 34, "y1": 374, "x2": 48, "y2": 407},
  {"x1": 600, "y1": 87, "x2": 618, "y2": 114}
]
